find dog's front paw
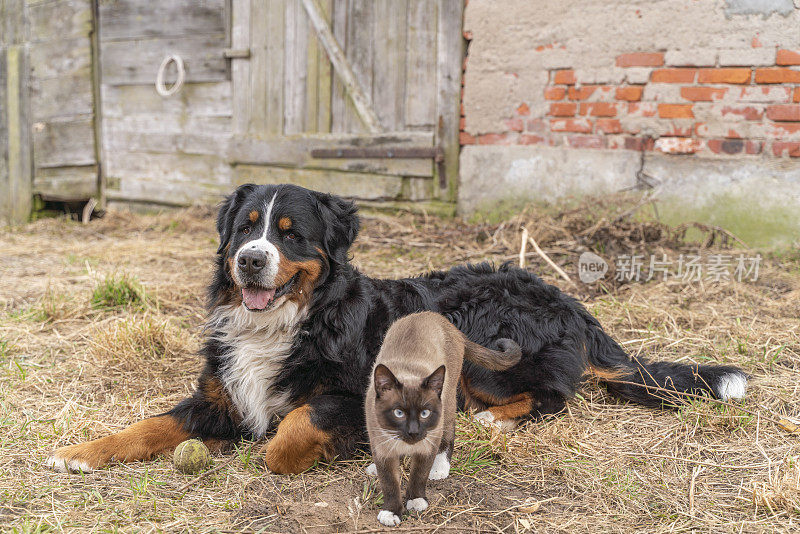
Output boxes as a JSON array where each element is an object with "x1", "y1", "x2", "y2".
[
  {"x1": 473, "y1": 410, "x2": 518, "y2": 432},
  {"x1": 377, "y1": 510, "x2": 401, "y2": 527},
  {"x1": 46, "y1": 443, "x2": 108, "y2": 473},
  {"x1": 365, "y1": 462, "x2": 377, "y2": 476}
]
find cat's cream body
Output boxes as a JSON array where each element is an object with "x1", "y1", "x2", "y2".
[{"x1": 365, "y1": 311, "x2": 521, "y2": 526}]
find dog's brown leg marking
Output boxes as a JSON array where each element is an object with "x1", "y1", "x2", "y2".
[
  {"x1": 484, "y1": 393, "x2": 535, "y2": 420},
  {"x1": 49, "y1": 414, "x2": 190, "y2": 471},
  {"x1": 263, "y1": 405, "x2": 332, "y2": 474}
]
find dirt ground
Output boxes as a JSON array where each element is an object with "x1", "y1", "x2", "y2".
[{"x1": 1, "y1": 198, "x2": 799, "y2": 533}]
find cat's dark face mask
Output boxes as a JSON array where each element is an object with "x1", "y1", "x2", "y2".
[{"x1": 373, "y1": 364, "x2": 445, "y2": 444}]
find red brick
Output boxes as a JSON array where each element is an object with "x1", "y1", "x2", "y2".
[
  {"x1": 655, "y1": 137, "x2": 703, "y2": 154},
  {"x1": 504, "y1": 118, "x2": 524, "y2": 131},
  {"x1": 795, "y1": 88, "x2": 800, "y2": 103},
  {"x1": 628, "y1": 102, "x2": 658, "y2": 117},
  {"x1": 772, "y1": 141, "x2": 800, "y2": 157},
  {"x1": 615, "y1": 86, "x2": 644, "y2": 101},
  {"x1": 707, "y1": 139, "x2": 747, "y2": 155},
  {"x1": 550, "y1": 118, "x2": 593, "y2": 133},
  {"x1": 721, "y1": 106, "x2": 764, "y2": 121},
  {"x1": 776, "y1": 49, "x2": 800, "y2": 66},
  {"x1": 746, "y1": 140, "x2": 763, "y2": 154},
  {"x1": 459, "y1": 132, "x2": 475, "y2": 145},
  {"x1": 651, "y1": 68, "x2": 697, "y2": 83},
  {"x1": 698, "y1": 68, "x2": 752, "y2": 84},
  {"x1": 550, "y1": 102, "x2": 577, "y2": 117},
  {"x1": 568, "y1": 85, "x2": 598, "y2": 100},
  {"x1": 519, "y1": 134, "x2": 545, "y2": 145},
  {"x1": 766, "y1": 104, "x2": 800, "y2": 122},
  {"x1": 459, "y1": 117, "x2": 465, "y2": 130},
  {"x1": 477, "y1": 133, "x2": 514, "y2": 145},
  {"x1": 553, "y1": 70, "x2": 576, "y2": 85},
  {"x1": 596, "y1": 118, "x2": 622, "y2": 133},
  {"x1": 526, "y1": 118, "x2": 547, "y2": 133},
  {"x1": 754, "y1": 68, "x2": 800, "y2": 84},
  {"x1": 624, "y1": 137, "x2": 655, "y2": 151},
  {"x1": 616, "y1": 52, "x2": 664, "y2": 67},
  {"x1": 658, "y1": 104, "x2": 694, "y2": 119},
  {"x1": 568, "y1": 135, "x2": 606, "y2": 149},
  {"x1": 767, "y1": 122, "x2": 800, "y2": 138},
  {"x1": 680, "y1": 86, "x2": 728, "y2": 102},
  {"x1": 516, "y1": 103, "x2": 530, "y2": 115},
  {"x1": 664, "y1": 124, "x2": 694, "y2": 137},
  {"x1": 580, "y1": 102, "x2": 618, "y2": 117},
  {"x1": 544, "y1": 87, "x2": 566, "y2": 100}
]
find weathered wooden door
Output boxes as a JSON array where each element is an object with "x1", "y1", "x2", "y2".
[{"x1": 228, "y1": 0, "x2": 463, "y2": 203}]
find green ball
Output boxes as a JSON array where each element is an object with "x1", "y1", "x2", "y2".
[{"x1": 173, "y1": 439, "x2": 212, "y2": 474}]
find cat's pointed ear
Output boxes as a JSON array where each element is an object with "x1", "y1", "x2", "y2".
[
  {"x1": 422, "y1": 365, "x2": 446, "y2": 397},
  {"x1": 374, "y1": 364, "x2": 400, "y2": 396}
]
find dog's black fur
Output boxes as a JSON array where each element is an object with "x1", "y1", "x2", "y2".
[{"x1": 48, "y1": 183, "x2": 747, "y2": 474}]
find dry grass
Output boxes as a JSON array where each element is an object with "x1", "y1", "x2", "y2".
[{"x1": 1, "y1": 198, "x2": 798, "y2": 533}]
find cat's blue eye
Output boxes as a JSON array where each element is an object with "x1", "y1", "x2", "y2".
[
  {"x1": 420, "y1": 409, "x2": 431, "y2": 418},
  {"x1": 393, "y1": 409, "x2": 405, "y2": 418}
]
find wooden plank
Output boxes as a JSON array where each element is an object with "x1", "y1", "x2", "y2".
[
  {"x1": 28, "y1": 0, "x2": 93, "y2": 42},
  {"x1": 101, "y1": 82, "x2": 232, "y2": 117},
  {"x1": 264, "y1": 0, "x2": 287, "y2": 134},
  {"x1": 229, "y1": 132, "x2": 433, "y2": 177},
  {"x1": 373, "y1": 0, "x2": 407, "y2": 131},
  {"x1": 105, "y1": 152, "x2": 232, "y2": 185},
  {"x1": 301, "y1": 0, "x2": 381, "y2": 133},
  {"x1": 329, "y1": 0, "x2": 348, "y2": 133},
  {"x1": 33, "y1": 117, "x2": 96, "y2": 168},
  {"x1": 31, "y1": 72, "x2": 94, "y2": 120},
  {"x1": 314, "y1": 0, "x2": 332, "y2": 132},
  {"x1": 1, "y1": 0, "x2": 25, "y2": 46},
  {"x1": 2, "y1": 45, "x2": 33, "y2": 224},
  {"x1": 99, "y1": 0, "x2": 225, "y2": 41},
  {"x1": 33, "y1": 165, "x2": 98, "y2": 200},
  {"x1": 104, "y1": 129, "x2": 232, "y2": 157},
  {"x1": 234, "y1": 164, "x2": 403, "y2": 200},
  {"x1": 101, "y1": 35, "x2": 228, "y2": 85},
  {"x1": 343, "y1": 0, "x2": 374, "y2": 133},
  {"x1": 28, "y1": 39, "x2": 92, "y2": 81},
  {"x1": 231, "y1": 0, "x2": 251, "y2": 135},
  {"x1": 247, "y1": 0, "x2": 268, "y2": 135},
  {"x1": 284, "y1": 0, "x2": 308, "y2": 134},
  {"x1": 405, "y1": 0, "x2": 437, "y2": 128},
  {"x1": 435, "y1": 0, "x2": 463, "y2": 199}
]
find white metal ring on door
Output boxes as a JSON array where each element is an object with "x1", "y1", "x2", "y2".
[{"x1": 155, "y1": 54, "x2": 185, "y2": 97}]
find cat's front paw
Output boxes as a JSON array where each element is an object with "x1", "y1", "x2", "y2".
[
  {"x1": 428, "y1": 452, "x2": 450, "y2": 480},
  {"x1": 377, "y1": 510, "x2": 401, "y2": 527},
  {"x1": 406, "y1": 498, "x2": 428, "y2": 512},
  {"x1": 365, "y1": 462, "x2": 377, "y2": 476}
]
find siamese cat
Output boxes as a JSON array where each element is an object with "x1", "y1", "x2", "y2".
[{"x1": 365, "y1": 311, "x2": 522, "y2": 527}]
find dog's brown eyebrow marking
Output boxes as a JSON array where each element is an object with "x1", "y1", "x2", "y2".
[
  {"x1": 278, "y1": 217, "x2": 292, "y2": 230},
  {"x1": 249, "y1": 210, "x2": 259, "y2": 223}
]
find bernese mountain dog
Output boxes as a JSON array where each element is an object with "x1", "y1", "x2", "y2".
[{"x1": 47, "y1": 183, "x2": 748, "y2": 474}]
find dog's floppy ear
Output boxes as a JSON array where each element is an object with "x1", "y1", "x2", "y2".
[
  {"x1": 217, "y1": 184, "x2": 257, "y2": 255},
  {"x1": 314, "y1": 192, "x2": 360, "y2": 264}
]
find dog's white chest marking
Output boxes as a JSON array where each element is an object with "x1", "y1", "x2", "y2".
[{"x1": 209, "y1": 300, "x2": 305, "y2": 438}]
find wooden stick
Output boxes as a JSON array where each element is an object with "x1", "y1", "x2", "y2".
[
  {"x1": 301, "y1": 0, "x2": 382, "y2": 133},
  {"x1": 689, "y1": 465, "x2": 703, "y2": 516},
  {"x1": 518, "y1": 227, "x2": 528, "y2": 268},
  {"x1": 527, "y1": 235, "x2": 577, "y2": 288}
]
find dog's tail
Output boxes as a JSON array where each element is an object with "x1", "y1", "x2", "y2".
[
  {"x1": 584, "y1": 320, "x2": 747, "y2": 406},
  {"x1": 463, "y1": 338, "x2": 523, "y2": 371}
]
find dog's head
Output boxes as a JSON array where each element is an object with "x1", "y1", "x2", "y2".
[{"x1": 214, "y1": 183, "x2": 359, "y2": 312}]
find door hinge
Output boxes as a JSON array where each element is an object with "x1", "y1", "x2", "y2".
[{"x1": 223, "y1": 48, "x2": 251, "y2": 59}]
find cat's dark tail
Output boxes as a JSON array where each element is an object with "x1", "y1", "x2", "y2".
[{"x1": 463, "y1": 338, "x2": 522, "y2": 371}]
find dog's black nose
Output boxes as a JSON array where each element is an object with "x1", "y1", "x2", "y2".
[{"x1": 238, "y1": 249, "x2": 267, "y2": 275}]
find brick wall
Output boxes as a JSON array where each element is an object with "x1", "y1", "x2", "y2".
[{"x1": 460, "y1": 47, "x2": 800, "y2": 158}]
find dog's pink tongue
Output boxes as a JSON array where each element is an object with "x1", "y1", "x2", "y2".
[{"x1": 242, "y1": 287, "x2": 276, "y2": 310}]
